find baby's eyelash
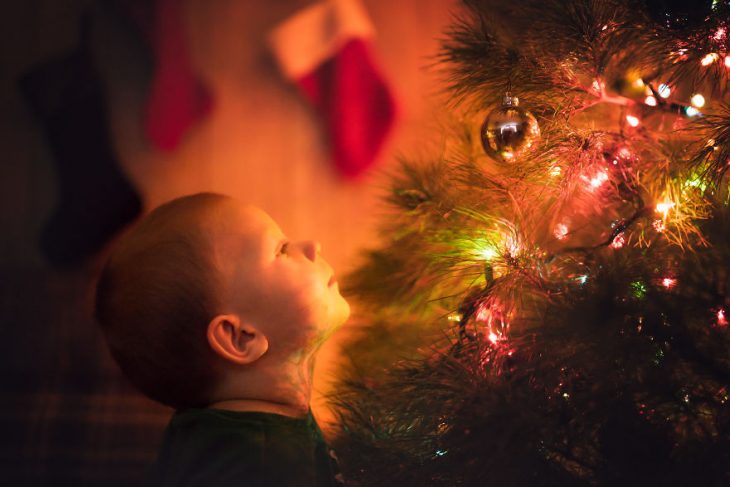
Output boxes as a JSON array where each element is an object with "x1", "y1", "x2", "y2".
[{"x1": 278, "y1": 242, "x2": 289, "y2": 256}]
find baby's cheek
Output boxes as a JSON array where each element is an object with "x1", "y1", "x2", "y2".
[
  {"x1": 276, "y1": 279, "x2": 322, "y2": 322},
  {"x1": 291, "y1": 279, "x2": 332, "y2": 327}
]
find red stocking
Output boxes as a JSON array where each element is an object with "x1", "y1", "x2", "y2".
[
  {"x1": 269, "y1": 0, "x2": 397, "y2": 179},
  {"x1": 145, "y1": 0, "x2": 212, "y2": 151}
]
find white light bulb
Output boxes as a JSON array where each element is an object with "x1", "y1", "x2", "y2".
[
  {"x1": 655, "y1": 201, "x2": 675, "y2": 216},
  {"x1": 554, "y1": 223, "x2": 568, "y2": 240},
  {"x1": 690, "y1": 93, "x2": 705, "y2": 108},
  {"x1": 658, "y1": 84, "x2": 671, "y2": 98},
  {"x1": 662, "y1": 277, "x2": 676, "y2": 289},
  {"x1": 701, "y1": 53, "x2": 720, "y2": 66}
]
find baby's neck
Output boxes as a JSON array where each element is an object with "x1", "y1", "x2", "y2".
[{"x1": 208, "y1": 349, "x2": 317, "y2": 418}]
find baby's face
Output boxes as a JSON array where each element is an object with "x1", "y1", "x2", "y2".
[{"x1": 215, "y1": 204, "x2": 350, "y2": 354}]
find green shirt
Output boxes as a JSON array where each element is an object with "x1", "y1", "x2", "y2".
[{"x1": 146, "y1": 408, "x2": 345, "y2": 487}]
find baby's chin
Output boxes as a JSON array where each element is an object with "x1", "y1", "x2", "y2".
[
  {"x1": 334, "y1": 294, "x2": 351, "y2": 326},
  {"x1": 321, "y1": 295, "x2": 351, "y2": 338}
]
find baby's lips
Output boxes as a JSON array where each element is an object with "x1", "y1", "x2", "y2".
[{"x1": 327, "y1": 274, "x2": 337, "y2": 287}]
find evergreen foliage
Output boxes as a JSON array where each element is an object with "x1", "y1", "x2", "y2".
[{"x1": 334, "y1": 1, "x2": 730, "y2": 485}]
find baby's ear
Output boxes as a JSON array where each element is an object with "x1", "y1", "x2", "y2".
[{"x1": 207, "y1": 314, "x2": 268, "y2": 365}]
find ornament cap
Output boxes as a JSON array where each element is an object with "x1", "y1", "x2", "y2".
[{"x1": 502, "y1": 93, "x2": 519, "y2": 107}]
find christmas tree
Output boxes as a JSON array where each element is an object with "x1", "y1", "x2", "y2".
[{"x1": 332, "y1": 1, "x2": 730, "y2": 485}]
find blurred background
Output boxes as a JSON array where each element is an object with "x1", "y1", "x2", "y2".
[{"x1": 0, "y1": 0, "x2": 455, "y2": 484}]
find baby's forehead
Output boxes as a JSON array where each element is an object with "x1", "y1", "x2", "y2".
[{"x1": 211, "y1": 203, "x2": 283, "y2": 250}]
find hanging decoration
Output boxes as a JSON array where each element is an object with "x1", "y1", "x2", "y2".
[{"x1": 480, "y1": 94, "x2": 540, "y2": 163}]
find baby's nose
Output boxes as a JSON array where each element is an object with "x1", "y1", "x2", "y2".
[{"x1": 301, "y1": 240, "x2": 321, "y2": 262}]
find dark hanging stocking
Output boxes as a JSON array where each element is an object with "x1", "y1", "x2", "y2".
[{"x1": 19, "y1": 15, "x2": 143, "y2": 268}]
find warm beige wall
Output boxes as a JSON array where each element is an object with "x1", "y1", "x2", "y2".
[{"x1": 104, "y1": 0, "x2": 456, "y2": 274}]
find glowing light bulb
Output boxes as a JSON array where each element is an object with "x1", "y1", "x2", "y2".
[
  {"x1": 701, "y1": 53, "x2": 720, "y2": 66},
  {"x1": 644, "y1": 95, "x2": 657, "y2": 106},
  {"x1": 583, "y1": 169, "x2": 609, "y2": 190},
  {"x1": 554, "y1": 223, "x2": 569, "y2": 240},
  {"x1": 715, "y1": 27, "x2": 726, "y2": 40},
  {"x1": 685, "y1": 106, "x2": 700, "y2": 117},
  {"x1": 725, "y1": 55, "x2": 730, "y2": 68},
  {"x1": 718, "y1": 309, "x2": 728, "y2": 327},
  {"x1": 690, "y1": 93, "x2": 705, "y2": 108},
  {"x1": 576, "y1": 275, "x2": 588, "y2": 285},
  {"x1": 653, "y1": 219, "x2": 666, "y2": 232},
  {"x1": 661, "y1": 277, "x2": 677, "y2": 289},
  {"x1": 631, "y1": 280, "x2": 647, "y2": 299},
  {"x1": 658, "y1": 83, "x2": 671, "y2": 98},
  {"x1": 549, "y1": 165, "x2": 562, "y2": 177},
  {"x1": 505, "y1": 235, "x2": 521, "y2": 256},
  {"x1": 488, "y1": 331, "x2": 500, "y2": 344},
  {"x1": 480, "y1": 246, "x2": 498, "y2": 261},
  {"x1": 633, "y1": 78, "x2": 645, "y2": 88},
  {"x1": 447, "y1": 313, "x2": 462, "y2": 322},
  {"x1": 626, "y1": 115, "x2": 640, "y2": 127},
  {"x1": 655, "y1": 200, "x2": 675, "y2": 217},
  {"x1": 610, "y1": 233, "x2": 625, "y2": 249}
]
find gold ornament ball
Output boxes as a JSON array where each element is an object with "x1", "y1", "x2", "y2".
[{"x1": 480, "y1": 95, "x2": 540, "y2": 163}]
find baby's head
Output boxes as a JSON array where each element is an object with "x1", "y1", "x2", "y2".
[{"x1": 95, "y1": 193, "x2": 350, "y2": 409}]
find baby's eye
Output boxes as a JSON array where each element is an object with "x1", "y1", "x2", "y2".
[{"x1": 277, "y1": 242, "x2": 290, "y2": 256}]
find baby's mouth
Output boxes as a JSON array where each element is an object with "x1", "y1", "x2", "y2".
[{"x1": 327, "y1": 274, "x2": 336, "y2": 287}]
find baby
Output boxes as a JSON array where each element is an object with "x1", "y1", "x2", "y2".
[{"x1": 94, "y1": 193, "x2": 350, "y2": 486}]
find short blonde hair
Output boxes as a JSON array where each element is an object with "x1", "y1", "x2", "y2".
[{"x1": 95, "y1": 193, "x2": 229, "y2": 409}]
